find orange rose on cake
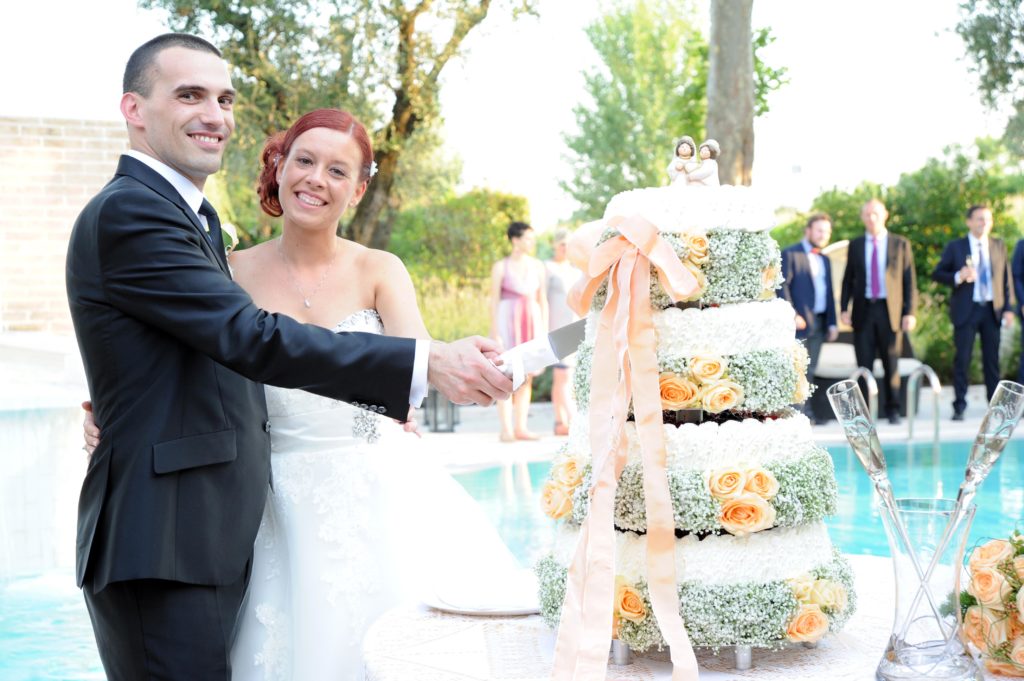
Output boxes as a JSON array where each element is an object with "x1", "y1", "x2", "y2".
[
  {"x1": 743, "y1": 467, "x2": 779, "y2": 500},
  {"x1": 786, "y1": 604, "x2": 829, "y2": 643},
  {"x1": 680, "y1": 260, "x2": 707, "y2": 301},
  {"x1": 701, "y1": 380, "x2": 744, "y2": 413},
  {"x1": 615, "y1": 577, "x2": 647, "y2": 623},
  {"x1": 809, "y1": 579, "x2": 848, "y2": 613},
  {"x1": 686, "y1": 233, "x2": 710, "y2": 266},
  {"x1": 552, "y1": 456, "x2": 586, "y2": 489},
  {"x1": 719, "y1": 493, "x2": 776, "y2": 536},
  {"x1": 787, "y1": 574, "x2": 815, "y2": 603},
  {"x1": 706, "y1": 468, "x2": 747, "y2": 500},
  {"x1": 659, "y1": 372, "x2": 700, "y2": 410},
  {"x1": 689, "y1": 355, "x2": 726, "y2": 383},
  {"x1": 540, "y1": 481, "x2": 573, "y2": 520}
]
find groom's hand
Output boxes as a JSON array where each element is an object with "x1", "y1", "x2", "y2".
[{"x1": 428, "y1": 337, "x2": 513, "y2": 406}]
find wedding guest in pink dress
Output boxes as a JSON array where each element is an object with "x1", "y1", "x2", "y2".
[{"x1": 489, "y1": 222, "x2": 548, "y2": 441}]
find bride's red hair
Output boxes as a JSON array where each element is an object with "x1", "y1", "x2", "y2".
[{"x1": 257, "y1": 108, "x2": 375, "y2": 217}]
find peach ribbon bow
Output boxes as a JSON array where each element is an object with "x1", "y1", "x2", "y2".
[{"x1": 552, "y1": 215, "x2": 701, "y2": 681}]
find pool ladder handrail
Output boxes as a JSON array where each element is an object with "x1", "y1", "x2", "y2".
[
  {"x1": 847, "y1": 367, "x2": 879, "y2": 420},
  {"x1": 905, "y1": 364, "x2": 942, "y2": 443}
]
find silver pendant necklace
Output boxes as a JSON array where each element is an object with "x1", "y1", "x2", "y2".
[{"x1": 277, "y1": 238, "x2": 339, "y2": 309}]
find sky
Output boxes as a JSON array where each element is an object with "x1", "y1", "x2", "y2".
[{"x1": 1, "y1": 1, "x2": 1010, "y2": 229}]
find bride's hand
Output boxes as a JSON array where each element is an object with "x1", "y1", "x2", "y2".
[
  {"x1": 82, "y1": 401, "x2": 100, "y2": 458},
  {"x1": 401, "y1": 407, "x2": 422, "y2": 438}
]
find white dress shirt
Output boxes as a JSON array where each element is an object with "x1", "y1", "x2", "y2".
[
  {"x1": 864, "y1": 230, "x2": 888, "y2": 300},
  {"x1": 801, "y1": 239, "x2": 828, "y2": 314},
  {"x1": 122, "y1": 151, "x2": 430, "y2": 408},
  {"x1": 967, "y1": 234, "x2": 994, "y2": 303}
]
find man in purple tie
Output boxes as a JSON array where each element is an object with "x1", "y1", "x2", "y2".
[
  {"x1": 932, "y1": 205, "x2": 1015, "y2": 420},
  {"x1": 840, "y1": 199, "x2": 918, "y2": 424}
]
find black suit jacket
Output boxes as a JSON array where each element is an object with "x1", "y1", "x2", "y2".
[
  {"x1": 840, "y1": 233, "x2": 918, "y2": 333},
  {"x1": 66, "y1": 156, "x2": 416, "y2": 592},
  {"x1": 931, "y1": 236, "x2": 1013, "y2": 325},
  {"x1": 777, "y1": 243, "x2": 837, "y2": 338},
  {"x1": 1011, "y1": 240, "x2": 1024, "y2": 317}
]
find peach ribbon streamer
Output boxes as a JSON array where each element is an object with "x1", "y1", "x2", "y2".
[{"x1": 551, "y1": 216, "x2": 701, "y2": 681}]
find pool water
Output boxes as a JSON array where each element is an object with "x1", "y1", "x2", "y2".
[{"x1": 1, "y1": 439, "x2": 1021, "y2": 680}]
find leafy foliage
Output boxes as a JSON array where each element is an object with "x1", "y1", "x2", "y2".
[
  {"x1": 561, "y1": 0, "x2": 785, "y2": 220},
  {"x1": 956, "y1": 0, "x2": 1024, "y2": 154},
  {"x1": 142, "y1": 0, "x2": 534, "y2": 247},
  {"x1": 389, "y1": 188, "x2": 529, "y2": 283}
]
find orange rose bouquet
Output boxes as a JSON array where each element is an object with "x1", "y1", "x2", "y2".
[{"x1": 961, "y1": 531, "x2": 1024, "y2": 677}]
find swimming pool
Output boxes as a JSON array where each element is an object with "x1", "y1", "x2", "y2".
[{"x1": 1, "y1": 439, "x2": 1021, "y2": 680}]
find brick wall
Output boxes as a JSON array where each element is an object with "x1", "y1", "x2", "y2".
[{"x1": 0, "y1": 117, "x2": 127, "y2": 334}]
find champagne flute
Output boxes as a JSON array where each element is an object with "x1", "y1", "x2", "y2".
[{"x1": 826, "y1": 380, "x2": 947, "y2": 628}]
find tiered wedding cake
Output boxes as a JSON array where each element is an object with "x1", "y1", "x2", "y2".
[{"x1": 536, "y1": 154, "x2": 855, "y2": 656}]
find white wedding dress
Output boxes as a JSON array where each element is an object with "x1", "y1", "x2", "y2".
[{"x1": 231, "y1": 309, "x2": 520, "y2": 681}]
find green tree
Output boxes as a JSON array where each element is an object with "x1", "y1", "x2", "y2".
[
  {"x1": 561, "y1": 0, "x2": 785, "y2": 220},
  {"x1": 956, "y1": 0, "x2": 1024, "y2": 155},
  {"x1": 143, "y1": 0, "x2": 534, "y2": 248},
  {"x1": 389, "y1": 188, "x2": 529, "y2": 283}
]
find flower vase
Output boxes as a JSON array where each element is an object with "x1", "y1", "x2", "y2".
[{"x1": 876, "y1": 498, "x2": 979, "y2": 681}]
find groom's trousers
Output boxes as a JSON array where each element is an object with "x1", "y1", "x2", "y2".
[{"x1": 83, "y1": 556, "x2": 252, "y2": 681}]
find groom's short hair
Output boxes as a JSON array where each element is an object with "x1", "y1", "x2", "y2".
[{"x1": 123, "y1": 33, "x2": 222, "y2": 96}]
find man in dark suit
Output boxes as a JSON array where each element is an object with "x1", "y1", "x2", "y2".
[
  {"x1": 66, "y1": 34, "x2": 511, "y2": 681},
  {"x1": 1012, "y1": 238, "x2": 1024, "y2": 384},
  {"x1": 840, "y1": 199, "x2": 918, "y2": 425},
  {"x1": 932, "y1": 205, "x2": 1015, "y2": 420},
  {"x1": 778, "y1": 213, "x2": 839, "y2": 422}
]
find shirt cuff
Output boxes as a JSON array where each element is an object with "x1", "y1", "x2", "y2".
[
  {"x1": 954, "y1": 272, "x2": 962, "y2": 285},
  {"x1": 409, "y1": 339, "x2": 430, "y2": 408}
]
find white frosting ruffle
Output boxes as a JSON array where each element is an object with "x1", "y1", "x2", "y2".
[
  {"x1": 603, "y1": 184, "x2": 776, "y2": 234},
  {"x1": 552, "y1": 522, "x2": 836, "y2": 586},
  {"x1": 652, "y1": 299, "x2": 796, "y2": 356},
  {"x1": 566, "y1": 413, "x2": 817, "y2": 471},
  {"x1": 583, "y1": 300, "x2": 796, "y2": 351}
]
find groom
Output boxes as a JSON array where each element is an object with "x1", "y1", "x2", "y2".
[{"x1": 66, "y1": 33, "x2": 511, "y2": 680}]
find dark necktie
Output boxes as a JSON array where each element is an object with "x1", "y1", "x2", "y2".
[
  {"x1": 870, "y1": 236, "x2": 881, "y2": 299},
  {"x1": 978, "y1": 246, "x2": 991, "y2": 300},
  {"x1": 198, "y1": 199, "x2": 222, "y2": 249}
]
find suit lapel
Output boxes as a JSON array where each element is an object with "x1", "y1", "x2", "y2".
[
  {"x1": 885, "y1": 234, "x2": 899, "y2": 296},
  {"x1": 114, "y1": 156, "x2": 231, "y2": 276}
]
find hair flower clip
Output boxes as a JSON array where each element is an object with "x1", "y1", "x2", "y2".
[{"x1": 369, "y1": 160, "x2": 378, "y2": 178}]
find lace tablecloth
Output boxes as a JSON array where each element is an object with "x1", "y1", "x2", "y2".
[{"x1": 363, "y1": 555, "x2": 997, "y2": 681}]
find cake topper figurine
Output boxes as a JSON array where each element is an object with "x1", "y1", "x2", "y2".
[
  {"x1": 666, "y1": 135, "x2": 697, "y2": 184},
  {"x1": 667, "y1": 136, "x2": 721, "y2": 186},
  {"x1": 685, "y1": 139, "x2": 721, "y2": 186}
]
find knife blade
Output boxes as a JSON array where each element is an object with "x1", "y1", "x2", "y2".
[
  {"x1": 547, "y1": 318, "x2": 587, "y2": 360},
  {"x1": 496, "y1": 318, "x2": 587, "y2": 389}
]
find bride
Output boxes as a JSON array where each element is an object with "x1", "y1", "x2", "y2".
[{"x1": 84, "y1": 108, "x2": 519, "y2": 680}]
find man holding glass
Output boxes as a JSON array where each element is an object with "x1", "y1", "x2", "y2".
[{"x1": 932, "y1": 205, "x2": 1015, "y2": 420}]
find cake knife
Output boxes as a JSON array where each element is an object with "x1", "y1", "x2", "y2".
[{"x1": 496, "y1": 318, "x2": 587, "y2": 390}]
